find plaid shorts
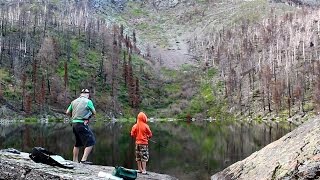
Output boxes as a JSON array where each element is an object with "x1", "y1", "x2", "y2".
[{"x1": 135, "y1": 144, "x2": 149, "y2": 162}]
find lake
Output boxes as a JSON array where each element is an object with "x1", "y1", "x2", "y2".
[{"x1": 0, "y1": 120, "x2": 294, "y2": 180}]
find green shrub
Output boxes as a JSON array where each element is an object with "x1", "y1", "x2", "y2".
[
  {"x1": 3, "y1": 90, "x2": 18, "y2": 100},
  {"x1": 25, "y1": 117, "x2": 38, "y2": 123},
  {"x1": 206, "y1": 68, "x2": 217, "y2": 78}
]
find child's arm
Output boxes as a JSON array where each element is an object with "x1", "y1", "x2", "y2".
[
  {"x1": 130, "y1": 125, "x2": 137, "y2": 137},
  {"x1": 146, "y1": 126, "x2": 152, "y2": 139}
]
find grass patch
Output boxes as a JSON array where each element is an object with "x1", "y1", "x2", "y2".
[
  {"x1": 206, "y1": 68, "x2": 217, "y2": 79},
  {"x1": 25, "y1": 117, "x2": 38, "y2": 123},
  {"x1": 3, "y1": 90, "x2": 19, "y2": 100},
  {"x1": 164, "y1": 83, "x2": 181, "y2": 94},
  {"x1": 303, "y1": 102, "x2": 314, "y2": 112},
  {"x1": 136, "y1": 22, "x2": 149, "y2": 30},
  {"x1": 57, "y1": 59, "x2": 88, "y2": 90},
  {"x1": 200, "y1": 83, "x2": 214, "y2": 103},
  {"x1": 126, "y1": 1, "x2": 149, "y2": 16},
  {"x1": 71, "y1": 38, "x2": 80, "y2": 52},
  {"x1": 0, "y1": 68, "x2": 11, "y2": 83},
  {"x1": 236, "y1": 0, "x2": 268, "y2": 22},
  {"x1": 86, "y1": 50, "x2": 102, "y2": 66},
  {"x1": 94, "y1": 113, "x2": 110, "y2": 122},
  {"x1": 131, "y1": 7, "x2": 148, "y2": 17},
  {"x1": 160, "y1": 68, "x2": 178, "y2": 78},
  {"x1": 130, "y1": 53, "x2": 146, "y2": 67},
  {"x1": 180, "y1": 64, "x2": 196, "y2": 72},
  {"x1": 48, "y1": 118, "x2": 63, "y2": 122},
  {"x1": 187, "y1": 97, "x2": 205, "y2": 115}
]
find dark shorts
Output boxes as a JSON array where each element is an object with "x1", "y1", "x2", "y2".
[
  {"x1": 72, "y1": 123, "x2": 96, "y2": 147},
  {"x1": 135, "y1": 144, "x2": 149, "y2": 162}
]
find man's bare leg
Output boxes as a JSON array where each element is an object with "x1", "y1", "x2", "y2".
[
  {"x1": 81, "y1": 146, "x2": 93, "y2": 161},
  {"x1": 73, "y1": 146, "x2": 79, "y2": 162}
]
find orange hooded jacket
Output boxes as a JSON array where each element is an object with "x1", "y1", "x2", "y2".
[{"x1": 130, "y1": 112, "x2": 152, "y2": 145}]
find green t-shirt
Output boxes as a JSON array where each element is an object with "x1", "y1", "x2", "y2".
[{"x1": 67, "y1": 96, "x2": 95, "y2": 123}]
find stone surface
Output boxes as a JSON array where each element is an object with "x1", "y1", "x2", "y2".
[
  {"x1": 152, "y1": 0, "x2": 180, "y2": 9},
  {"x1": 211, "y1": 118, "x2": 320, "y2": 180},
  {"x1": 0, "y1": 151, "x2": 177, "y2": 180},
  {"x1": 271, "y1": 0, "x2": 320, "y2": 6}
]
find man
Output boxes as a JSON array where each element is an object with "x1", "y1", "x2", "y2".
[{"x1": 66, "y1": 89, "x2": 96, "y2": 164}]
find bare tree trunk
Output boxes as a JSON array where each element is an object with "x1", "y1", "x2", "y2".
[{"x1": 287, "y1": 78, "x2": 291, "y2": 117}]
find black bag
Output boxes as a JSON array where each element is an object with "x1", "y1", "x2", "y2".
[
  {"x1": 29, "y1": 147, "x2": 74, "y2": 169},
  {"x1": 113, "y1": 166, "x2": 137, "y2": 180}
]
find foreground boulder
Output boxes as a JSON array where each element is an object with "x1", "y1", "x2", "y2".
[
  {"x1": 212, "y1": 117, "x2": 320, "y2": 180},
  {"x1": 0, "y1": 151, "x2": 177, "y2": 180}
]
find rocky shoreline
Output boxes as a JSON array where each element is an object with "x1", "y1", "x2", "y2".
[
  {"x1": 0, "y1": 150, "x2": 177, "y2": 180},
  {"x1": 211, "y1": 117, "x2": 320, "y2": 180}
]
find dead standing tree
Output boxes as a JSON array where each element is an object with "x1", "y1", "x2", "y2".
[
  {"x1": 203, "y1": 7, "x2": 320, "y2": 117},
  {"x1": 313, "y1": 61, "x2": 320, "y2": 113}
]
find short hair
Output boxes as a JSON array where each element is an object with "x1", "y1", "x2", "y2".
[{"x1": 81, "y1": 89, "x2": 90, "y2": 93}]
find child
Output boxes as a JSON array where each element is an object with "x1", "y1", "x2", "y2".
[{"x1": 130, "y1": 112, "x2": 152, "y2": 175}]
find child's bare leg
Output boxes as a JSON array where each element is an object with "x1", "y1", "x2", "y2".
[
  {"x1": 137, "y1": 161, "x2": 143, "y2": 172},
  {"x1": 142, "y1": 161, "x2": 147, "y2": 173}
]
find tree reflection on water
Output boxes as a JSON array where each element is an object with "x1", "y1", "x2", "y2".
[{"x1": 0, "y1": 120, "x2": 293, "y2": 180}]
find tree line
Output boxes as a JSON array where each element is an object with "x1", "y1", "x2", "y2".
[
  {"x1": 191, "y1": 7, "x2": 320, "y2": 118},
  {"x1": 0, "y1": 0, "x2": 145, "y2": 117}
]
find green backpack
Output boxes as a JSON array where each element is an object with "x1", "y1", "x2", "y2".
[{"x1": 113, "y1": 166, "x2": 137, "y2": 180}]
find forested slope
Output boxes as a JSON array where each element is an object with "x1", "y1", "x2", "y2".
[
  {"x1": 1, "y1": 0, "x2": 320, "y2": 122},
  {"x1": 116, "y1": 0, "x2": 320, "y2": 121},
  {"x1": 0, "y1": 0, "x2": 161, "y2": 120}
]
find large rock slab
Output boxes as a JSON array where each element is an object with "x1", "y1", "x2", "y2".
[
  {"x1": 211, "y1": 118, "x2": 320, "y2": 180},
  {"x1": 0, "y1": 151, "x2": 177, "y2": 180},
  {"x1": 272, "y1": 0, "x2": 320, "y2": 6}
]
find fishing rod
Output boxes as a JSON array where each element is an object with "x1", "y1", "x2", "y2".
[{"x1": 149, "y1": 139, "x2": 166, "y2": 148}]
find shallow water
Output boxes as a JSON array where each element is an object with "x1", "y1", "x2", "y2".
[{"x1": 0, "y1": 120, "x2": 294, "y2": 180}]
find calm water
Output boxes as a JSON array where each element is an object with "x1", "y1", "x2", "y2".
[{"x1": 0, "y1": 120, "x2": 294, "y2": 180}]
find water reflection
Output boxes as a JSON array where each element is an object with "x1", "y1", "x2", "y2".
[{"x1": 0, "y1": 120, "x2": 294, "y2": 180}]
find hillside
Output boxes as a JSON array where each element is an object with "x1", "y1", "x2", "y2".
[
  {"x1": 106, "y1": 0, "x2": 320, "y2": 122},
  {"x1": 0, "y1": 0, "x2": 195, "y2": 120},
  {"x1": 96, "y1": 0, "x2": 293, "y2": 67},
  {"x1": 0, "y1": 0, "x2": 229, "y2": 121},
  {"x1": 1, "y1": 0, "x2": 320, "y2": 122}
]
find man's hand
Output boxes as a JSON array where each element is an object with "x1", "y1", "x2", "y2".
[
  {"x1": 84, "y1": 120, "x2": 89, "y2": 125},
  {"x1": 66, "y1": 110, "x2": 72, "y2": 117}
]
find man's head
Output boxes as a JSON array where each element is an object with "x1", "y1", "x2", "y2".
[{"x1": 80, "y1": 89, "x2": 90, "y2": 98}]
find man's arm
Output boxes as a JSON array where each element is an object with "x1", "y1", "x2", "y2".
[
  {"x1": 84, "y1": 100, "x2": 95, "y2": 125},
  {"x1": 87, "y1": 100, "x2": 96, "y2": 117},
  {"x1": 66, "y1": 104, "x2": 72, "y2": 117}
]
